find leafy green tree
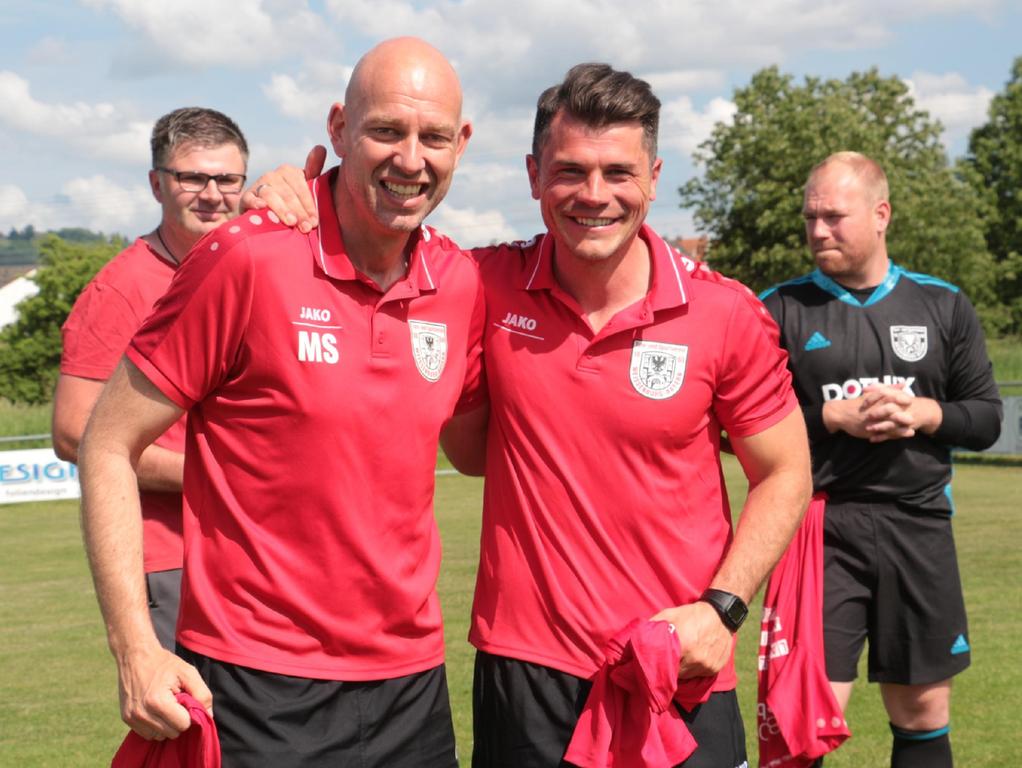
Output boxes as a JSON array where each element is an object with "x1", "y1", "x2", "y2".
[
  {"x1": 964, "y1": 56, "x2": 1022, "y2": 335},
  {"x1": 0, "y1": 234, "x2": 120, "y2": 404},
  {"x1": 680, "y1": 67, "x2": 1001, "y2": 331}
]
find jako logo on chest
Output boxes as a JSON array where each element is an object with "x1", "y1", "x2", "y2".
[
  {"x1": 300, "y1": 306, "x2": 332, "y2": 322},
  {"x1": 500, "y1": 311, "x2": 537, "y2": 331}
]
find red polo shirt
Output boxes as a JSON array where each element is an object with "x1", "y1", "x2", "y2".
[
  {"x1": 469, "y1": 225, "x2": 796, "y2": 689},
  {"x1": 61, "y1": 238, "x2": 185, "y2": 573},
  {"x1": 128, "y1": 168, "x2": 485, "y2": 680}
]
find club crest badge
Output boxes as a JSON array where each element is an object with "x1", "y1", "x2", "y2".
[
  {"x1": 629, "y1": 340, "x2": 687, "y2": 400},
  {"x1": 409, "y1": 320, "x2": 448, "y2": 382},
  {"x1": 890, "y1": 325, "x2": 928, "y2": 362}
]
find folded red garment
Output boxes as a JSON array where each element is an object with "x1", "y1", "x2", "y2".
[
  {"x1": 565, "y1": 619, "x2": 715, "y2": 768},
  {"x1": 111, "y1": 692, "x2": 220, "y2": 768},
  {"x1": 757, "y1": 494, "x2": 850, "y2": 767}
]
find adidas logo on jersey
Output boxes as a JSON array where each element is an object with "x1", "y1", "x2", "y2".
[
  {"x1": 950, "y1": 634, "x2": 970, "y2": 655},
  {"x1": 821, "y1": 375, "x2": 916, "y2": 401},
  {"x1": 804, "y1": 331, "x2": 831, "y2": 351}
]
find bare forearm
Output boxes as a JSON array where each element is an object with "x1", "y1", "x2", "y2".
[
  {"x1": 78, "y1": 362, "x2": 182, "y2": 660},
  {"x1": 717, "y1": 409, "x2": 813, "y2": 603},
  {"x1": 710, "y1": 466, "x2": 810, "y2": 603},
  {"x1": 135, "y1": 443, "x2": 184, "y2": 493},
  {"x1": 79, "y1": 439, "x2": 160, "y2": 658}
]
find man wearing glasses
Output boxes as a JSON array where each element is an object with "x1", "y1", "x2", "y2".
[{"x1": 53, "y1": 107, "x2": 248, "y2": 650}]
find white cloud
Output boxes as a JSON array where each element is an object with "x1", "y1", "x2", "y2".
[
  {"x1": 0, "y1": 178, "x2": 155, "y2": 237},
  {"x1": 263, "y1": 62, "x2": 353, "y2": 122},
  {"x1": 0, "y1": 71, "x2": 150, "y2": 164},
  {"x1": 641, "y1": 70, "x2": 728, "y2": 95},
  {"x1": 458, "y1": 108, "x2": 534, "y2": 166},
  {"x1": 431, "y1": 204, "x2": 519, "y2": 248},
  {"x1": 905, "y1": 71, "x2": 994, "y2": 146},
  {"x1": 26, "y1": 36, "x2": 72, "y2": 66},
  {"x1": 0, "y1": 185, "x2": 33, "y2": 232},
  {"x1": 660, "y1": 96, "x2": 737, "y2": 157},
  {"x1": 82, "y1": 0, "x2": 330, "y2": 69}
]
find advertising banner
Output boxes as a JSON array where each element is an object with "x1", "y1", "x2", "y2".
[{"x1": 0, "y1": 448, "x2": 80, "y2": 505}]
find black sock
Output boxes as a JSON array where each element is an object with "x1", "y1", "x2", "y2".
[{"x1": 890, "y1": 723, "x2": 952, "y2": 768}]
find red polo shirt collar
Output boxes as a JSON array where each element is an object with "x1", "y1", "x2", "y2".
[
  {"x1": 518, "y1": 224, "x2": 690, "y2": 309},
  {"x1": 311, "y1": 167, "x2": 440, "y2": 298},
  {"x1": 516, "y1": 224, "x2": 692, "y2": 338}
]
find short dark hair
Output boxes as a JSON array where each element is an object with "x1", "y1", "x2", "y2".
[
  {"x1": 532, "y1": 63, "x2": 660, "y2": 161},
  {"x1": 150, "y1": 107, "x2": 249, "y2": 169}
]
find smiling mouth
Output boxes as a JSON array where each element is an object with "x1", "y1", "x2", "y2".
[
  {"x1": 382, "y1": 180, "x2": 426, "y2": 199},
  {"x1": 572, "y1": 216, "x2": 615, "y2": 227},
  {"x1": 192, "y1": 209, "x2": 226, "y2": 220}
]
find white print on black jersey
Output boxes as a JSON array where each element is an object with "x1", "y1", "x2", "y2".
[
  {"x1": 821, "y1": 375, "x2": 915, "y2": 401},
  {"x1": 890, "y1": 325, "x2": 928, "y2": 362},
  {"x1": 629, "y1": 340, "x2": 687, "y2": 400},
  {"x1": 409, "y1": 320, "x2": 448, "y2": 382}
]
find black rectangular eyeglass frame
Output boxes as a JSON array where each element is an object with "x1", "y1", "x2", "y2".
[{"x1": 157, "y1": 167, "x2": 247, "y2": 192}]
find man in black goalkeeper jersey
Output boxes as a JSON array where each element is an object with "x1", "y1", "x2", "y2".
[{"x1": 760, "y1": 151, "x2": 1002, "y2": 768}]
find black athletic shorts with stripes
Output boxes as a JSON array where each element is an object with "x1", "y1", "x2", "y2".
[
  {"x1": 822, "y1": 500, "x2": 970, "y2": 685},
  {"x1": 472, "y1": 651, "x2": 748, "y2": 768},
  {"x1": 178, "y1": 647, "x2": 458, "y2": 768}
]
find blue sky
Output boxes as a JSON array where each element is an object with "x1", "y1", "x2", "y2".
[{"x1": 1, "y1": 1, "x2": 1019, "y2": 247}]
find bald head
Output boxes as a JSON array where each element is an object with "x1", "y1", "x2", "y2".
[
  {"x1": 327, "y1": 37, "x2": 472, "y2": 247},
  {"x1": 345, "y1": 37, "x2": 464, "y2": 121},
  {"x1": 807, "y1": 151, "x2": 889, "y2": 206}
]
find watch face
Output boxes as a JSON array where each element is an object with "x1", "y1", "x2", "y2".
[
  {"x1": 701, "y1": 589, "x2": 747, "y2": 631},
  {"x1": 726, "y1": 600, "x2": 748, "y2": 626}
]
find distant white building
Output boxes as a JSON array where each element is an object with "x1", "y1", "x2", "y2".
[{"x1": 0, "y1": 271, "x2": 38, "y2": 328}]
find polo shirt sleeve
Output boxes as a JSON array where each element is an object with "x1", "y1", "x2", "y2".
[
  {"x1": 61, "y1": 280, "x2": 145, "y2": 380},
  {"x1": 127, "y1": 241, "x2": 254, "y2": 410},
  {"x1": 714, "y1": 289, "x2": 798, "y2": 438},
  {"x1": 760, "y1": 288, "x2": 829, "y2": 443},
  {"x1": 453, "y1": 266, "x2": 488, "y2": 414}
]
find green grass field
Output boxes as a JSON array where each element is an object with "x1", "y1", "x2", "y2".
[{"x1": 1, "y1": 458, "x2": 1019, "y2": 766}]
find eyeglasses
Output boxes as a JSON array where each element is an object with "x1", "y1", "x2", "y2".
[{"x1": 157, "y1": 167, "x2": 247, "y2": 193}]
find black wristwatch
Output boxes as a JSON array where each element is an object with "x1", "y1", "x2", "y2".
[{"x1": 699, "y1": 588, "x2": 749, "y2": 632}]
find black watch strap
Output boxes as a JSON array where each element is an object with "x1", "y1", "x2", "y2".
[{"x1": 699, "y1": 588, "x2": 749, "y2": 632}]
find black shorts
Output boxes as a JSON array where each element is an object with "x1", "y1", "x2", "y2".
[
  {"x1": 822, "y1": 500, "x2": 970, "y2": 685},
  {"x1": 178, "y1": 648, "x2": 458, "y2": 768},
  {"x1": 145, "y1": 568, "x2": 182, "y2": 652},
  {"x1": 471, "y1": 651, "x2": 747, "y2": 768}
]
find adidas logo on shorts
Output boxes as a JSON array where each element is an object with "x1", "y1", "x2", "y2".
[{"x1": 950, "y1": 634, "x2": 970, "y2": 655}]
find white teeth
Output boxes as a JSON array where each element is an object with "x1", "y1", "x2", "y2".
[
  {"x1": 576, "y1": 217, "x2": 613, "y2": 227},
  {"x1": 383, "y1": 181, "x2": 424, "y2": 198}
]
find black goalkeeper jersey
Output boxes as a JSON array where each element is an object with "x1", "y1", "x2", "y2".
[{"x1": 761, "y1": 263, "x2": 1002, "y2": 513}]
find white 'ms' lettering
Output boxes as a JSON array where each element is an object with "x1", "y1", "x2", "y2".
[{"x1": 298, "y1": 330, "x2": 339, "y2": 364}]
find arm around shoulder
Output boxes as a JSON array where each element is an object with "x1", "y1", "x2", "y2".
[{"x1": 440, "y1": 403, "x2": 489, "y2": 476}]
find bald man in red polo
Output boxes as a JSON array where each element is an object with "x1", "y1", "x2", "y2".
[{"x1": 79, "y1": 38, "x2": 483, "y2": 768}]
